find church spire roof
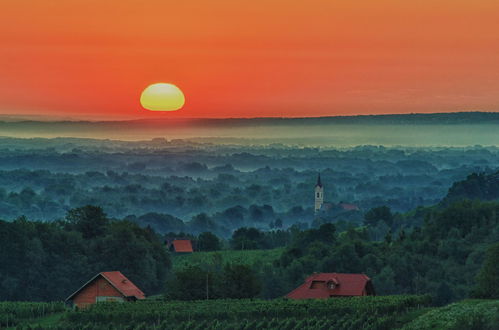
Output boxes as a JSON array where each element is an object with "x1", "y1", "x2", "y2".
[{"x1": 316, "y1": 173, "x2": 323, "y2": 188}]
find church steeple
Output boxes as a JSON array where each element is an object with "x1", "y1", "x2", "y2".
[
  {"x1": 314, "y1": 173, "x2": 324, "y2": 213},
  {"x1": 316, "y1": 173, "x2": 323, "y2": 188}
]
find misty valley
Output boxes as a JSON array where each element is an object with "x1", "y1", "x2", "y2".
[
  {"x1": 1, "y1": 117, "x2": 498, "y2": 329},
  {"x1": 0, "y1": 136, "x2": 497, "y2": 234}
]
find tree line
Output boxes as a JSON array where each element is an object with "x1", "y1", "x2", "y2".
[
  {"x1": 1, "y1": 197, "x2": 498, "y2": 302},
  {"x1": 167, "y1": 199, "x2": 499, "y2": 303}
]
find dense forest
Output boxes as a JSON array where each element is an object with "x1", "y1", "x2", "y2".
[
  {"x1": 1, "y1": 174, "x2": 498, "y2": 303},
  {"x1": 0, "y1": 137, "x2": 498, "y2": 237},
  {"x1": 165, "y1": 198, "x2": 499, "y2": 303},
  {"x1": 0, "y1": 206, "x2": 169, "y2": 301}
]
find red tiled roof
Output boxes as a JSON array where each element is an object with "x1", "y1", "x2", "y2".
[
  {"x1": 66, "y1": 271, "x2": 145, "y2": 301},
  {"x1": 319, "y1": 203, "x2": 359, "y2": 212},
  {"x1": 101, "y1": 271, "x2": 146, "y2": 299},
  {"x1": 322, "y1": 203, "x2": 334, "y2": 211},
  {"x1": 286, "y1": 273, "x2": 372, "y2": 299},
  {"x1": 339, "y1": 203, "x2": 360, "y2": 211},
  {"x1": 172, "y1": 239, "x2": 193, "y2": 253}
]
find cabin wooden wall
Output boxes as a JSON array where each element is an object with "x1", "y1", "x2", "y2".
[{"x1": 72, "y1": 277, "x2": 123, "y2": 308}]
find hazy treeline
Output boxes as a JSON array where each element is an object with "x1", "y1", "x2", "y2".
[{"x1": 0, "y1": 137, "x2": 497, "y2": 236}]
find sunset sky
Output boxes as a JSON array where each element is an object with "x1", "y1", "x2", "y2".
[{"x1": 1, "y1": 0, "x2": 499, "y2": 119}]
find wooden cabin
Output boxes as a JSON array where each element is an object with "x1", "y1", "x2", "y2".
[{"x1": 66, "y1": 271, "x2": 145, "y2": 308}]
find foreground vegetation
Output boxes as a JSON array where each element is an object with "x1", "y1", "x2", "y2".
[
  {"x1": 402, "y1": 299, "x2": 499, "y2": 330},
  {"x1": 6, "y1": 297, "x2": 499, "y2": 330},
  {"x1": 0, "y1": 302, "x2": 65, "y2": 328},
  {"x1": 11, "y1": 296, "x2": 431, "y2": 329}
]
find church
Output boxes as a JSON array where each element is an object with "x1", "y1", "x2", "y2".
[{"x1": 314, "y1": 174, "x2": 359, "y2": 214}]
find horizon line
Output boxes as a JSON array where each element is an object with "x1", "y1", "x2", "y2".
[{"x1": 1, "y1": 110, "x2": 498, "y2": 123}]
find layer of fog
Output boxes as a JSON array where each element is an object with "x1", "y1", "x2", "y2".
[{"x1": 1, "y1": 123, "x2": 499, "y2": 147}]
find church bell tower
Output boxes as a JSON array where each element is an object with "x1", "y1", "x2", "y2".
[{"x1": 314, "y1": 174, "x2": 324, "y2": 213}]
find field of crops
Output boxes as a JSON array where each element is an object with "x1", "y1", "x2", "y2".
[
  {"x1": 171, "y1": 248, "x2": 284, "y2": 271},
  {"x1": 5, "y1": 296, "x2": 498, "y2": 329},
  {"x1": 59, "y1": 295, "x2": 431, "y2": 330},
  {"x1": 402, "y1": 299, "x2": 499, "y2": 330},
  {"x1": 0, "y1": 302, "x2": 65, "y2": 328}
]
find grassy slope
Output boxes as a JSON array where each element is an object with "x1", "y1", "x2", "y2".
[
  {"x1": 402, "y1": 299, "x2": 499, "y2": 330},
  {"x1": 171, "y1": 248, "x2": 284, "y2": 271}
]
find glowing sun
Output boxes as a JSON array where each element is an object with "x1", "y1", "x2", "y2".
[{"x1": 140, "y1": 83, "x2": 185, "y2": 111}]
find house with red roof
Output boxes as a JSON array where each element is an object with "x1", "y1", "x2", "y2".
[
  {"x1": 66, "y1": 271, "x2": 145, "y2": 308},
  {"x1": 168, "y1": 239, "x2": 194, "y2": 253},
  {"x1": 286, "y1": 273, "x2": 375, "y2": 299},
  {"x1": 338, "y1": 203, "x2": 360, "y2": 211}
]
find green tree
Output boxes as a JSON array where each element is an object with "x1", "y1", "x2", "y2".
[
  {"x1": 316, "y1": 223, "x2": 336, "y2": 244},
  {"x1": 98, "y1": 220, "x2": 170, "y2": 294},
  {"x1": 230, "y1": 227, "x2": 266, "y2": 250},
  {"x1": 374, "y1": 266, "x2": 398, "y2": 295},
  {"x1": 189, "y1": 213, "x2": 217, "y2": 234},
  {"x1": 66, "y1": 205, "x2": 109, "y2": 239},
  {"x1": 364, "y1": 206, "x2": 394, "y2": 227},
  {"x1": 197, "y1": 232, "x2": 221, "y2": 251},
  {"x1": 222, "y1": 264, "x2": 261, "y2": 298},
  {"x1": 260, "y1": 265, "x2": 285, "y2": 299},
  {"x1": 434, "y1": 282, "x2": 454, "y2": 306},
  {"x1": 473, "y1": 243, "x2": 499, "y2": 299},
  {"x1": 167, "y1": 266, "x2": 213, "y2": 300}
]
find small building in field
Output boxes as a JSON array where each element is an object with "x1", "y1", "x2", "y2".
[
  {"x1": 66, "y1": 271, "x2": 145, "y2": 308},
  {"x1": 168, "y1": 239, "x2": 194, "y2": 253},
  {"x1": 286, "y1": 273, "x2": 375, "y2": 299}
]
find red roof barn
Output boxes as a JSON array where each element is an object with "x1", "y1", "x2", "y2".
[
  {"x1": 286, "y1": 273, "x2": 375, "y2": 299},
  {"x1": 66, "y1": 271, "x2": 145, "y2": 308},
  {"x1": 168, "y1": 239, "x2": 194, "y2": 253}
]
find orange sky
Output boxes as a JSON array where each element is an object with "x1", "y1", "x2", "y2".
[{"x1": 1, "y1": 0, "x2": 499, "y2": 119}]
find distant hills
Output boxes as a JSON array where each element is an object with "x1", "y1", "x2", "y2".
[
  {"x1": 443, "y1": 170, "x2": 499, "y2": 204},
  {"x1": 1, "y1": 111, "x2": 499, "y2": 128},
  {"x1": 1, "y1": 111, "x2": 499, "y2": 146}
]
